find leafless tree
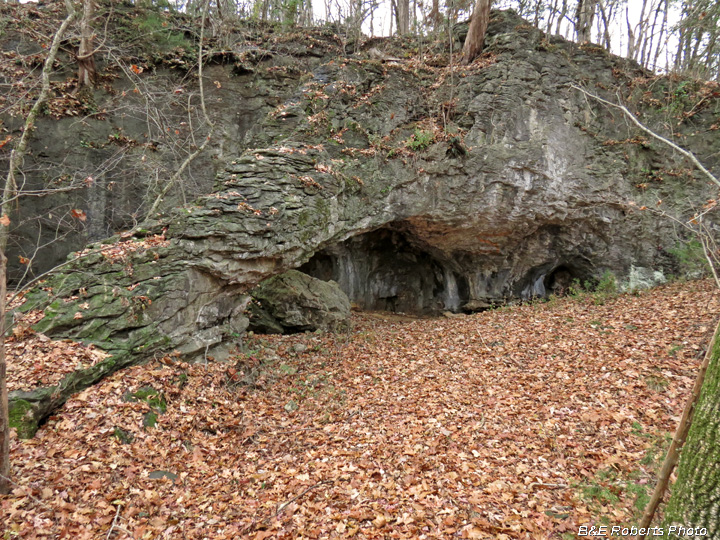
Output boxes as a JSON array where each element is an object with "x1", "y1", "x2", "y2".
[
  {"x1": 575, "y1": 0, "x2": 595, "y2": 43},
  {"x1": 0, "y1": 0, "x2": 77, "y2": 497},
  {"x1": 461, "y1": 0, "x2": 491, "y2": 64}
]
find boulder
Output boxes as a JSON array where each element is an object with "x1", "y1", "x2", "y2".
[{"x1": 248, "y1": 270, "x2": 351, "y2": 334}]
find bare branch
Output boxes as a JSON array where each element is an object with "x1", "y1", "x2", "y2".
[
  {"x1": 143, "y1": 0, "x2": 215, "y2": 219},
  {"x1": 569, "y1": 84, "x2": 720, "y2": 190}
]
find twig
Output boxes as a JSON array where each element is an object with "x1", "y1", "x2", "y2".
[
  {"x1": 527, "y1": 482, "x2": 568, "y2": 490},
  {"x1": 106, "y1": 505, "x2": 122, "y2": 540},
  {"x1": 700, "y1": 233, "x2": 720, "y2": 290},
  {"x1": 104, "y1": 504, "x2": 132, "y2": 538},
  {"x1": 144, "y1": 0, "x2": 215, "y2": 219},
  {"x1": 0, "y1": 473, "x2": 56, "y2": 512},
  {"x1": 476, "y1": 332, "x2": 492, "y2": 352},
  {"x1": 569, "y1": 84, "x2": 720, "y2": 190},
  {"x1": 76, "y1": 6, "x2": 113, "y2": 61},
  {"x1": 273, "y1": 480, "x2": 333, "y2": 518},
  {"x1": 638, "y1": 206, "x2": 720, "y2": 290},
  {"x1": 270, "y1": 426, "x2": 322, "y2": 435}
]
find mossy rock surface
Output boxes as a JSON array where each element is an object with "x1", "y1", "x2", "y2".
[
  {"x1": 248, "y1": 270, "x2": 351, "y2": 334},
  {"x1": 8, "y1": 399, "x2": 38, "y2": 439},
  {"x1": 9, "y1": 7, "x2": 720, "y2": 437}
]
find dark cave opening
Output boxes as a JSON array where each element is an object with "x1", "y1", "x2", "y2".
[
  {"x1": 300, "y1": 227, "x2": 469, "y2": 314},
  {"x1": 543, "y1": 265, "x2": 578, "y2": 296}
]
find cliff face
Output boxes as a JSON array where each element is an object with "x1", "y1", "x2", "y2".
[
  {"x1": 1, "y1": 1, "x2": 343, "y2": 282},
  {"x1": 7, "y1": 8, "x2": 720, "y2": 434}
]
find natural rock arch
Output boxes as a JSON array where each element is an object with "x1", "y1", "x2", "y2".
[{"x1": 10, "y1": 10, "x2": 718, "y2": 435}]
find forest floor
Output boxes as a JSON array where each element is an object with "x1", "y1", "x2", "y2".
[{"x1": 2, "y1": 279, "x2": 719, "y2": 539}]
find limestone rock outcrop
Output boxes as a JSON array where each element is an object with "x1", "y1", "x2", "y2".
[
  {"x1": 248, "y1": 270, "x2": 350, "y2": 334},
  {"x1": 10, "y1": 9, "x2": 720, "y2": 435}
]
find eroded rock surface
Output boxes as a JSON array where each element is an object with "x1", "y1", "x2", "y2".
[
  {"x1": 248, "y1": 270, "x2": 350, "y2": 333},
  {"x1": 10, "y1": 9, "x2": 720, "y2": 434}
]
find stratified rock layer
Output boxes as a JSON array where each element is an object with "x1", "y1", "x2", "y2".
[{"x1": 10, "y1": 10, "x2": 719, "y2": 435}]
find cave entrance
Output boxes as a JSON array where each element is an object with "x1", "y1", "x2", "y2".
[
  {"x1": 543, "y1": 265, "x2": 577, "y2": 296},
  {"x1": 300, "y1": 227, "x2": 468, "y2": 314}
]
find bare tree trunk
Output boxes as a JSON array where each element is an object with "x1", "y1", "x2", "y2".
[
  {"x1": 301, "y1": 0, "x2": 313, "y2": 26},
  {"x1": 545, "y1": 0, "x2": 558, "y2": 34},
  {"x1": 369, "y1": 0, "x2": 374, "y2": 35},
  {"x1": 0, "y1": 0, "x2": 77, "y2": 497},
  {"x1": 460, "y1": 0, "x2": 491, "y2": 65},
  {"x1": 661, "y1": 320, "x2": 720, "y2": 538},
  {"x1": 395, "y1": 0, "x2": 409, "y2": 34},
  {"x1": 77, "y1": 0, "x2": 96, "y2": 88},
  {"x1": 632, "y1": 0, "x2": 650, "y2": 61},
  {"x1": 689, "y1": 28, "x2": 705, "y2": 75},
  {"x1": 596, "y1": 0, "x2": 611, "y2": 49},
  {"x1": 555, "y1": 0, "x2": 568, "y2": 36},
  {"x1": 643, "y1": 0, "x2": 664, "y2": 69},
  {"x1": 0, "y1": 250, "x2": 7, "y2": 495},
  {"x1": 428, "y1": 0, "x2": 442, "y2": 30},
  {"x1": 651, "y1": 0, "x2": 669, "y2": 70},
  {"x1": 704, "y1": 33, "x2": 718, "y2": 79},
  {"x1": 635, "y1": 320, "x2": 719, "y2": 539},
  {"x1": 576, "y1": 0, "x2": 596, "y2": 43},
  {"x1": 412, "y1": 0, "x2": 417, "y2": 33},
  {"x1": 625, "y1": 2, "x2": 637, "y2": 59},
  {"x1": 392, "y1": 0, "x2": 398, "y2": 32},
  {"x1": 675, "y1": 26, "x2": 685, "y2": 70}
]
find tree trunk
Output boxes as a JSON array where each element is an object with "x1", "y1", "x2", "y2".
[
  {"x1": 460, "y1": 0, "x2": 491, "y2": 65},
  {"x1": 704, "y1": 33, "x2": 718, "y2": 79},
  {"x1": 545, "y1": 0, "x2": 558, "y2": 34},
  {"x1": 395, "y1": 0, "x2": 410, "y2": 35},
  {"x1": 596, "y1": 0, "x2": 611, "y2": 49},
  {"x1": 576, "y1": 0, "x2": 595, "y2": 43},
  {"x1": 0, "y1": 251, "x2": 7, "y2": 495},
  {"x1": 77, "y1": 0, "x2": 96, "y2": 88},
  {"x1": 0, "y1": 1, "x2": 77, "y2": 493},
  {"x1": 664, "y1": 322, "x2": 720, "y2": 537},
  {"x1": 651, "y1": 0, "x2": 668, "y2": 69},
  {"x1": 644, "y1": 0, "x2": 665, "y2": 70},
  {"x1": 428, "y1": 0, "x2": 442, "y2": 30},
  {"x1": 555, "y1": 0, "x2": 568, "y2": 36}
]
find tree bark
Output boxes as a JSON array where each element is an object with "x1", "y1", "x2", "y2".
[
  {"x1": 555, "y1": 0, "x2": 568, "y2": 36},
  {"x1": 663, "y1": 321, "x2": 720, "y2": 538},
  {"x1": 635, "y1": 321, "x2": 719, "y2": 539},
  {"x1": 545, "y1": 0, "x2": 558, "y2": 34},
  {"x1": 576, "y1": 0, "x2": 595, "y2": 43},
  {"x1": 77, "y1": 0, "x2": 96, "y2": 88},
  {"x1": 651, "y1": 0, "x2": 669, "y2": 70},
  {"x1": 0, "y1": 251, "x2": 7, "y2": 494},
  {"x1": 428, "y1": 0, "x2": 442, "y2": 30},
  {"x1": 460, "y1": 0, "x2": 491, "y2": 65},
  {"x1": 395, "y1": 0, "x2": 410, "y2": 35},
  {"x1": 596, "y1": 0, "x2": 611, "y2": 49},
  {"x1": 0, "y1": 1, "x2": 77, "y2": 494}
]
